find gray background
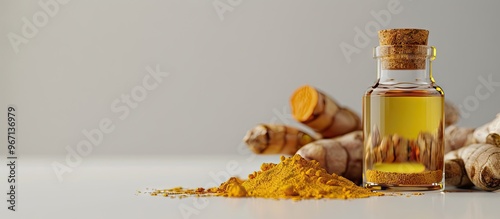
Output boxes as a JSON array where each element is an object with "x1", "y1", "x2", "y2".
[{"x1": 1, "y1": 0, "x2": 499, "y2": 156}]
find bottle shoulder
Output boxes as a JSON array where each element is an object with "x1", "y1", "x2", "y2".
[{"x1": 364, "y1": 83, "x2": 444, "y2": 97}]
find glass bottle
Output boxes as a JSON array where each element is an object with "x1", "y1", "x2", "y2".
[{"x1": 363, "y1": 29, "x2": 444, "y2": 191}]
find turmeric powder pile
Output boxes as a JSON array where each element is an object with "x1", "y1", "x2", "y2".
[{"x1": 151, "y1": 155, "x2": 381, "y2": 200}]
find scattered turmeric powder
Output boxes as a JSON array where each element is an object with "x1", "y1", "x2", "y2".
[{"x1": 152, "y1": 155, "x2": 382, "y2": 200}]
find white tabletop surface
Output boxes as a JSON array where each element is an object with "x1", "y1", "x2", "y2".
[{"x1": 1, "y1": 155, "x2": 498, "y2": 219}]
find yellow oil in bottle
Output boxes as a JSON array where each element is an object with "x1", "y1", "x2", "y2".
[
  {"x1": 363, "y1": 90, "x2": 444, "y2": 190},
  {"x1": 365, "y1": 96, "x2": 442, "y2": 140}
]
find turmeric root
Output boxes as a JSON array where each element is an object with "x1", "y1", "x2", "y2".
[
  {"x1": 444, "y1": 158, "x2": 472, "y2": 188},
  {"x1": 444, "y1": 125, "x2": 475, "y2": 153},
  {"x1": 473, "y1": 113, "x2": 500, "y2": 144},
  {"x1": 444, "y1": 113, "x2": 500, "y2": 153},
  {"x1": 296, "y1": 131, "x2": 363, "y2": 184},
  {"x1": 444, "y1": 133, "x2": 500, "y2": 191},
  {"x1": 243, "y1": 124, "x2": 317, "y2": 155},
  {"x1": 290, "y1": 85, "x2": 361, "y2": 138}
]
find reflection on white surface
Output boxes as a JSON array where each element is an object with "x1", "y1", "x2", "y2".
[{"x1": 1, "y1": 155, "x2": 498, "y2": 219}]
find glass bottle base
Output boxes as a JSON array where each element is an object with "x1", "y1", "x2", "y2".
[{"x1": 364, "y1": 182, "x2": 443, "y2": 191}]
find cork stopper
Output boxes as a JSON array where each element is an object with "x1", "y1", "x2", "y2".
[
  {"x1": 377, "y1": 28, "x2": 430, "y2": 70},
  {"x1": 378, "y1": 29, "x2": 429, "y2": 46}
]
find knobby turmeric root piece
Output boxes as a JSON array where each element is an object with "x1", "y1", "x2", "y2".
[
  {"x1": 444, "y1": 158, "x2": 473, "y2": 188},
  {"x1": 444, "y1": 125, "x2": 475, "y2": 153},
  {"x1": 486, "y1": 132, "x2": 500, "y2": 146},
  {"x1": 243, "y1": 124, "x2": 317, "y2": 155},
  {"x1": 445, "y1": 133, "x2": 500, "y2": 191},
  {"x1": 296, "y1": 131, "x2": 363, "y2": 184},
  {"x1": 473, "y1": 113, "x2": 500, "y2": 144},
  {"x1": 445, "y1": 113, "x2": 500, "y2": 153},
  {"x1": 290, "y1": 85, "x2": 361, "y2": 138}
]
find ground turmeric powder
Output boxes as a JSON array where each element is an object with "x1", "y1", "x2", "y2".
[
  {"x1": 151, "y1": 155, "x2": 381, "y2": 200},
  {"x1": 241, "y1": 155, "x2": 379, "y2": 199}
]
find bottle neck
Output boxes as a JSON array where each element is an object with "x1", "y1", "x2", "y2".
[
  {"x1": 378, "y1": 69, "x2": 431, "y2": 85},
  {"x1": 374, "y1": 45, "x2": 436, "y2": 86},
  {"x1": 376, "y1": 59, "x2": 435, "y2": 86}
]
